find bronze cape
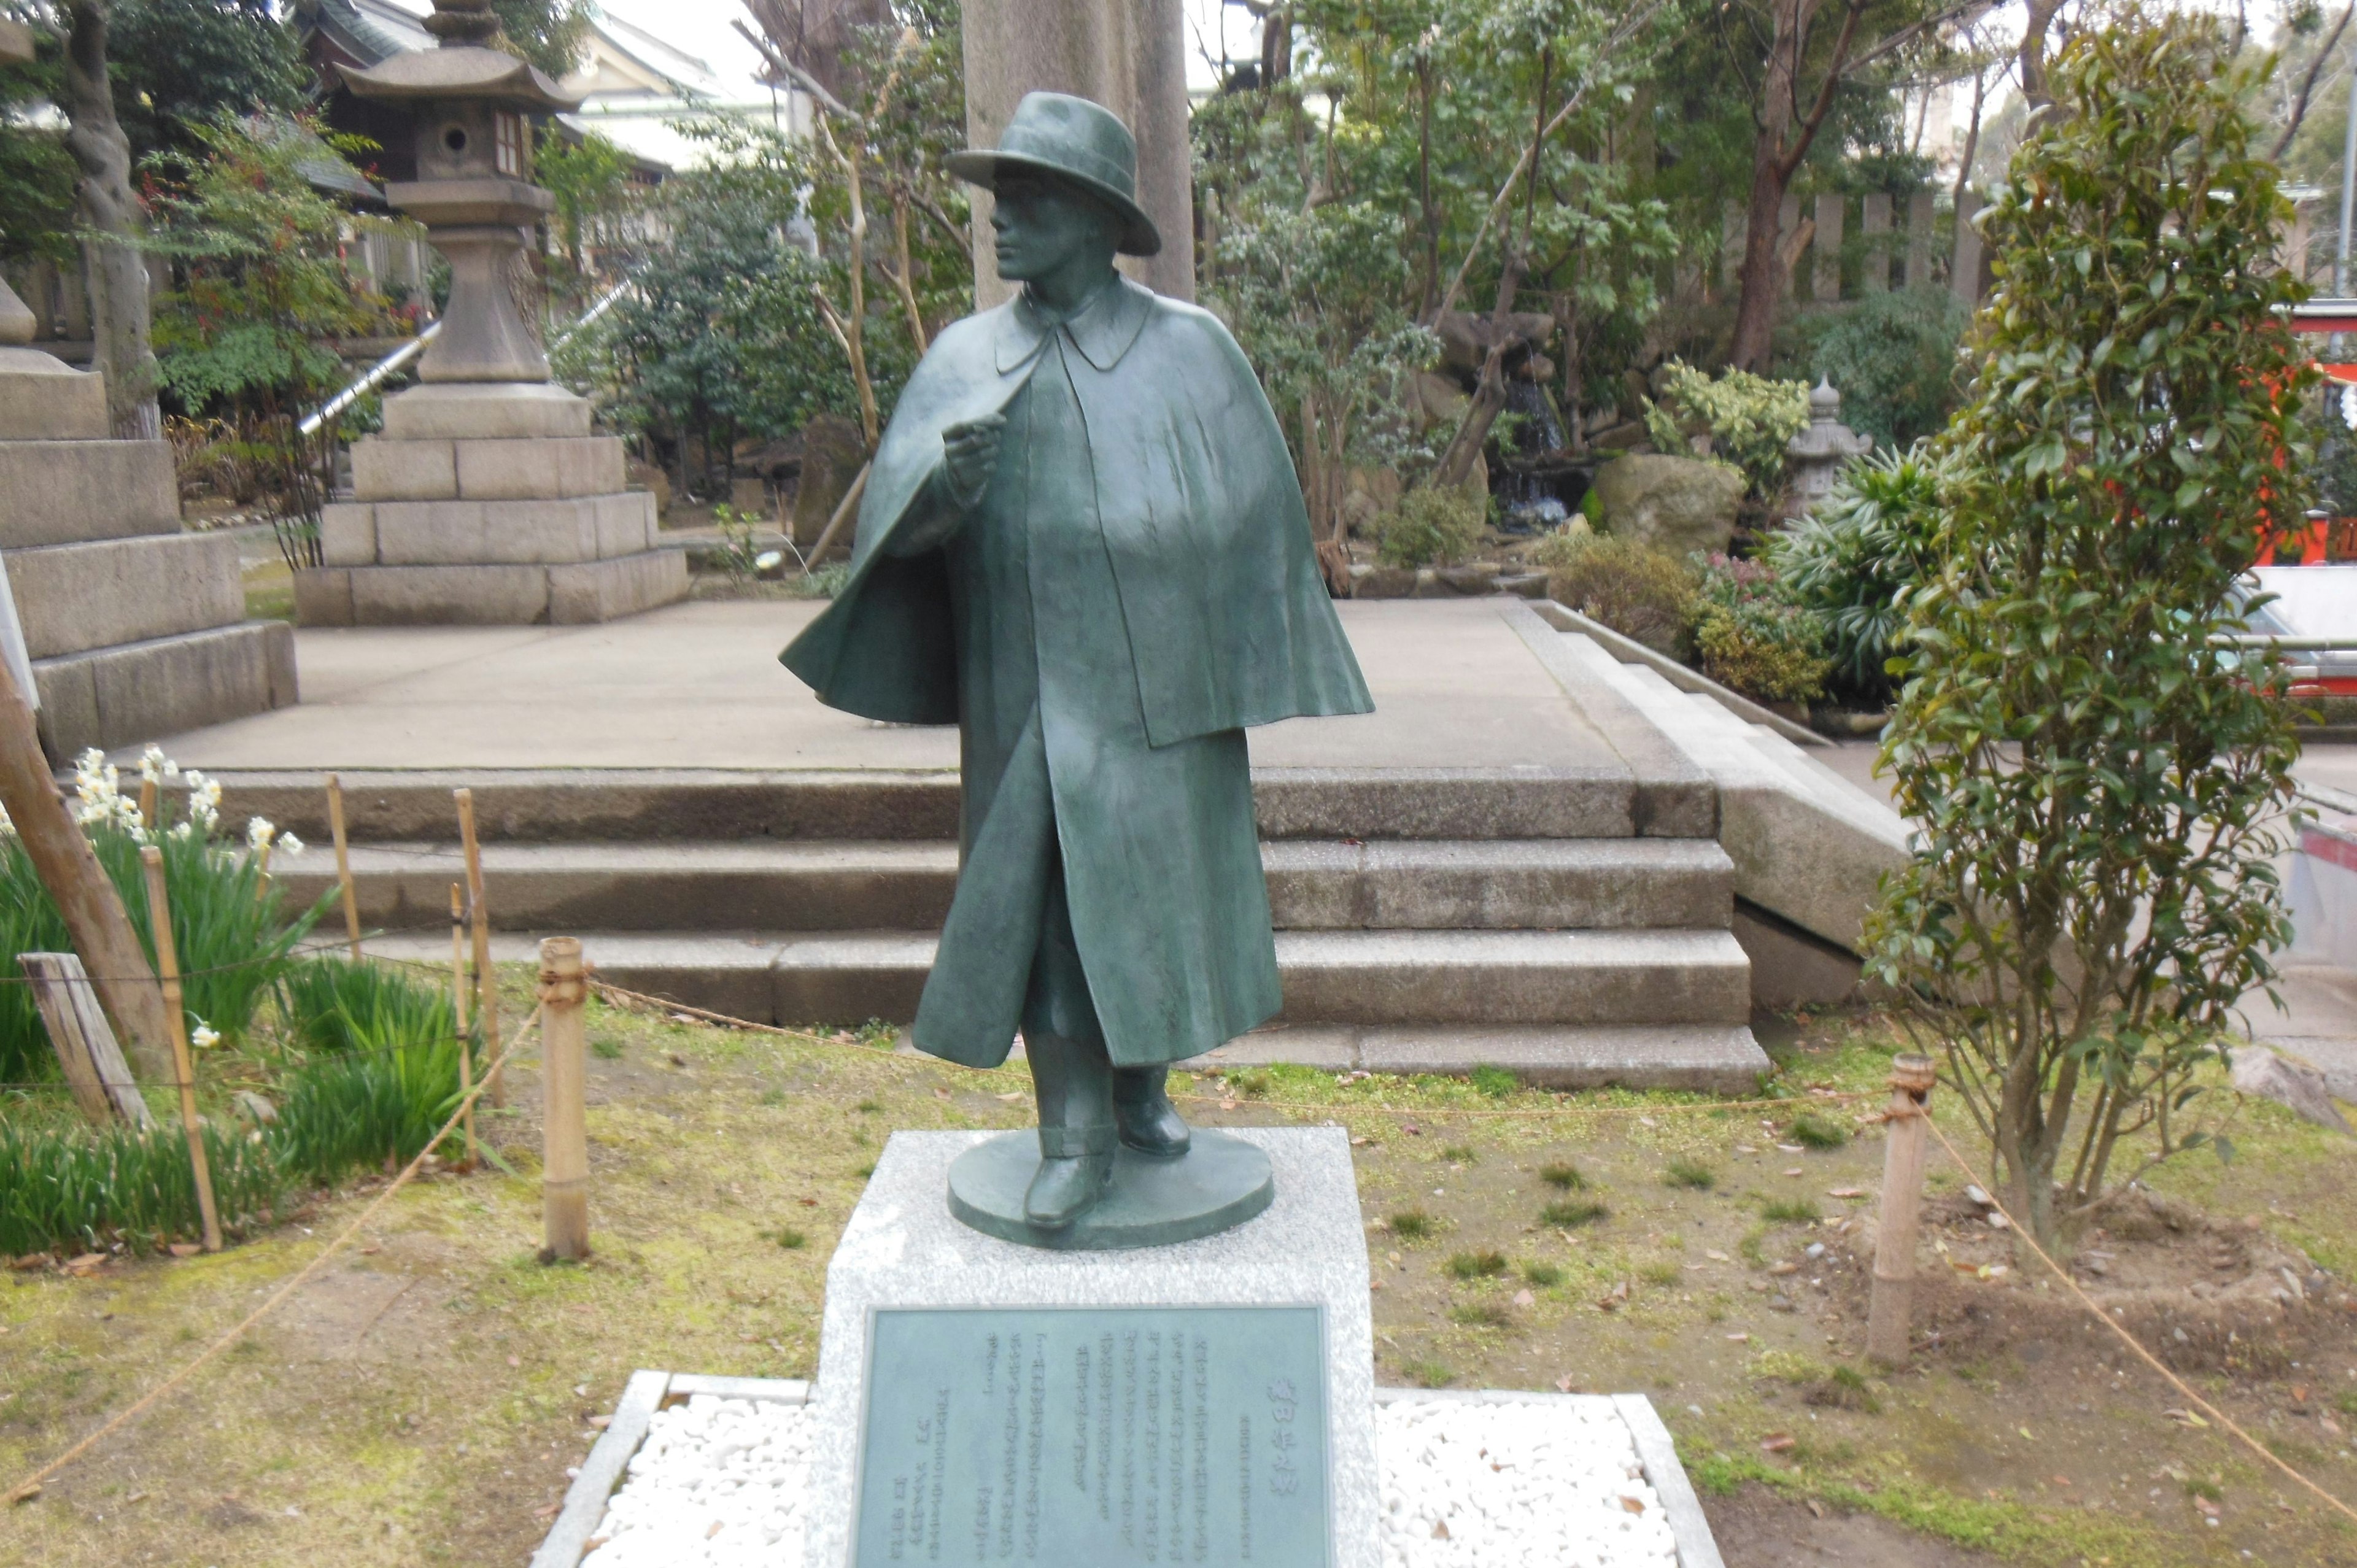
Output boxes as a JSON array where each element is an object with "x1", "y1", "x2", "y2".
[{"x1": 782, "y1": 278, "x2": 1371, "y2": 1068}]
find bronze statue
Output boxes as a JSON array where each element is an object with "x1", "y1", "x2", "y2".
[{"x1": 783, "y1": 93, "x2": 1370, "y2": 1235}]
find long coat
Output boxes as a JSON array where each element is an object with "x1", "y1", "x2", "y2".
[{"x1": 782, "y1": 278, "x2": 1371, "y2": 1067}]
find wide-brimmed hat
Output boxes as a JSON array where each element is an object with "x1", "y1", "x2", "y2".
[{"x1": 945, "y1": 91, "x2": 1161, "y2": 257}]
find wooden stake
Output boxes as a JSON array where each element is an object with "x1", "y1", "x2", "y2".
[
  {"x1": 450, "y1": 882, "x2": 475, "y2": 1168},
  {"x1": 1867, "y1": 1052, "x2": 1937, "y2": 1367},
  {"x1": 141, "y1": 846, "x2": 221, "y2": 1254},
  {"x1": 137, "y1": 776, "x2": 156, "y2": 832},
  {"x1": 537, "y1": 936, "x2": 590, "y2": 1262},
  {"x1": 455, "y1": 788, "x2": 504, "y2": 1108},
  {"x1": 327, "y1": 773, "x2": 362, "y2": 960},
  {"x1": 0, "y1": 657, "x2": 176, "y2": 1082},
  {"x1": 22, "y1": 952, "x2": 150, "y2": 1128}
]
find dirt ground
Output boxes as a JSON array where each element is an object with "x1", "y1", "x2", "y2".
[{"x1": 1, "y1": 994, "x2": 2353, "y2": 1567}]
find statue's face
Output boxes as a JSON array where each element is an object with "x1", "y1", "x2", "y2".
[{"x1": 990, "y1": 169, "x2": 1118, "y2": 282}]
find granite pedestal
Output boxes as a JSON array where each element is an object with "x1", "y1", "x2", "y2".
[
  {"x1": 803, "y1": 1126, "x2": 1378, "y2": 1568},
  {"x1": 297, "y1": 382, "x2": 686, "y2": 627},
  {"x1": 0, "y1": 345, "x2": 295, "y2": 759}
]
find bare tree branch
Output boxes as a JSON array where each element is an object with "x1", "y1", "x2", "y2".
[{"x1": 2274, "y1": 2, "x2": 2354, "y2": 161}]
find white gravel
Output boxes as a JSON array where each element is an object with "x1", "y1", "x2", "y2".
[
  {"x1": 1374, "y1": 1398, "x2": 1679, "y2": 1568},
  {"x1": 581, "y1": 1395, "x2": 814, "y2": 1568},
  {"x1": 579, "y1": 1394, "x2": 1679, "y2": 1568}
]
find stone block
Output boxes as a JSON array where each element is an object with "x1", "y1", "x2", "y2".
[
  {"x1": 0, "y1": 349, "x2": 109, "y2": 441},
  {"x1": 374, "y1": 498, "x2": 600, "y2": 565},
  {"x1": 549, "y1": 548, "x2": 687, "y2": 623},
  {"x1": 801, "y1": 1128, "x2": 1379, "y2": 1568},
  {"x1": 351, "y1": 436, "x2": 456, "y2": 501},
  {"x1": 0, "y1": 439, "x2": 180, "y2": 548},
  {"x1": 320, "y1": 502, "x2": 377, "y2": 566},
  {"x1": 31, "y1": 620, "x2": 296, "y2": 759},
  {"x1": 594, "y1": 491, "x2": 655, "y2": 557},
  {"x1": 349, "y1": 563, "x2": 552, "y2": 625},
  {"x1": 6, "y1": 532, "x2": 244, "y2": 658},
  {"x1": 381, "y1": 380, "x2": 593, "y2": 441},
  {"x1": 292, "y1": 568, "x2": 354, "y2": 627},
  {"x1": 454, "y1": 436, "x2": 624, "y2": 500}
]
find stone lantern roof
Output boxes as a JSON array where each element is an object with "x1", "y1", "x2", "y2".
[
  {"x1": 340, "y1": 42, "x2": 582, "y2": 111},
  {"x1": 1786, "y1": 377, "x2": 1873, "y2": 465}
]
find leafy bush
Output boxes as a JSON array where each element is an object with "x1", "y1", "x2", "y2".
[
  {"x1": 1537, "y1": 531, "x2": 1695, "y2": 654},
  {"x1": 1687, "y1": 554, "x2": 1832, "y2": 705},
  {"x1": 0, "y1": 749, "x2": 322, "y2": 1084},
  {"x1": 1798, "y1": 287, "x2": 1973, "y2": 448},
  {"x1": 273, "y1": 1033, "x2": 466, "y2": 1187},
  {"x1": 1866, "y1": 10, "x2": 2308, "y2": 1248},
  {"x1": 1375, "y1": 484, "x2": 1486, "y2": 568},
  {"x1": 0, "y1": 1115, "x2": 282, "y2": 1257},
  {"x1": 1768, "y1": 444, "x2": 1949, "y2": 702},
  {"x1": 1642, "y1": 360, "x2": 1811, "y2": 498}
]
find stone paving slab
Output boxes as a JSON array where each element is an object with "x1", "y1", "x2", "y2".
[{"x1": 145, "y1": 599, "x2": 1629, "y2": 776}]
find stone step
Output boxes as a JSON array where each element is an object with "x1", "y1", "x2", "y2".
[
  {"x1": 34, "y1": 620, "x2": 297, "y2": 762},
  {"x1": 366, "y1": 927, "x2": 1752, "y2": 1032},
  {"x1": 1190, "y1": 1023, "x2": 1770, "y2": 1093},
  {"x1": 282, "y1": 836, "x2": 1734, "y2": 935},
  {"x1": 198, "y1": 765, "x2": 1695, "y2": 846}
]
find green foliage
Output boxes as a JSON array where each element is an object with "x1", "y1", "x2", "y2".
[
  {"x1": 0, "y1": 26, "x2": 74, "y2": 266},
  {"x1": 0, "y1": 1116, "x2": 281, "y2": 1257},
  {"x1": 1449, "y1": 1299, "x2": 1512, "y2": 1326},
  {"x1": 147, "y1": 114, "x2": 382, "y2": 563},
  {"x1": 1538, "y1": 1160, "x2": 1585, "y2": 1191},
  {"x1": 1760, "y1": 1196, "x2": 1821, "y2": 1223},
  {"x1": 1865, "y1": 10, "x2": 2309, "y2": 1248},
  {"x1": 1643, "y1": 361, "x2": 1811, "y2": 498},
  {"x1": 1540, "y1": 1197, "x2": 1608, "y2": 1226},
  {"x1": 1444, "y1": 1248, "x2": 1508, "y2": 1278},
  {"x1": 1389, "y1": 1207, "x2": 1436, "y2": 1240},
  {"x1": 275, "y1": 956, "x2": 459, "y2": 1059},
  {"x1": 0, "y1": 750, "x2": 321, "y2": 1085},
  {"x1": 1796, "y1": 287, "x2": 1972, "y2": 449},
  {"x1": 1374, "y1": 482, "x2": 1485, "y2": 567},
  {"x1": 1785, "y1": 1110, "x2": 1849, "y2": 1149},
  {"x1": 1768, "y1": 443, "x2": 1949, "y2": 701},
  {"x1": 535, "y1": 125, "x2": 635, "y2": 284},
  {"x1": 1468, "y1": 1064, "x2": 1517, "y2": 1099},
  {"x1": 1688, "y1": 553, "x2": 1832, "y2": 704},
  {"x1": 272, "y1": 1033, "x2": 466, "y2": 1188},
  {"x1": 1662, "y1": 1156, "x2": 1716, "y2": 1190},
  {"x1": 1536, "y1": 530, "x2": 1695, "y2": 654},
  {"x1": 1403, "y1": 1358, "x2": 1454, "y2": 1388},
  {"x1": 107, "y1": 0, "x2": 304, "y2": 163},
  {"x1": 488, "y1": 0, "x2": 595, "y2": 77},
  {"x1": 1519, "y1": 1258, "x2": 1564, "y2": 1286}
]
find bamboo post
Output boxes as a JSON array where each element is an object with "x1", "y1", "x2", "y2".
[
  {"x1": 1867, "y1": 1052, "x2": 1938, "y2": 1367},
  {"x1": 538, "y1": 936, "x2": 590, "y2": 1262},
  {"x1": 0, "y1": 657, "x2": 176, "y2": 1081},
  {"x1": 455, "y1": 788, "x2": 504, "y2": 1108},
  {"x1": 140, "y1": 846, "x2": 221, "y2": 1253},
  {"x1": 449, "y1": 883, "x2": 475, "y2": 1168},
  {"x1": 327, "y1": 774, "x2": 362, "y2": 960},
  {"x1": 137, "y1": 776, "x2": 156, "y2": 832}
]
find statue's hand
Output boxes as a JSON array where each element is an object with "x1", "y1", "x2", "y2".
[{"x1": 941, "y1": 414, "x2": 1007, "y2": 509}]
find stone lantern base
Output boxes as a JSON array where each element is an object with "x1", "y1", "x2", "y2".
[
  {"x1": 295, "y1": 382, "x2": 686, "y2": 627},
  {"x1": 0, "y1": 347, "x2": 296, "y2": 760}
]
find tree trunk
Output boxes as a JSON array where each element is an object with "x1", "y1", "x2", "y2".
[
  {"x1": 1726, "y1": 0, "x2": 1810, "y2": 371},
  {"x1": 60, "y1": 0, "x2": 159, "y2": 442},
  {"x1": 2018, "y1": 0, "x2": 2065, "y2": 110}
]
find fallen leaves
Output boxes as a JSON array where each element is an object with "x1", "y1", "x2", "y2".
[
  {"x1": 1829, "y1": 1188, "x2": 1867, "y2": 1200},
  {"x1": 1617, "y1": 1495, "x2": 1646, "y2": 1515},
  {"x1": 1761, "y1": 1433, "x2": 1797, "y2": 1453}
]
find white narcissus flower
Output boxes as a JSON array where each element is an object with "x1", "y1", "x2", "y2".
[
  {"x1": 277, "y1": 832, "x2": 305, "y2": 855},
  {"x1": 190, "y1": 1021, "x2": 220, "y2": 1051},
  {"x1": 247, "y1": 818, "x2": 276, "y2": 851}
]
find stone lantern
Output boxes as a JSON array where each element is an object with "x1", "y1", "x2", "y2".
[
  {"x1": 1781, "y1": 377, "x2": 1873, "y2": 521},
  {"x1": 302, "y1": 0, "x2": 686, "y2": 626}
]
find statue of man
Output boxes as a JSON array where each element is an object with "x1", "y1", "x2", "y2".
[{"x1": 783, "y1": 93, "x2": 1370, "y2": 1230}]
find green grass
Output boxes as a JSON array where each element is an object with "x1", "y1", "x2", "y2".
[
  {"x1": 1468, "y1": 1065, "x2": 1517, "y2": 1099},
  {"x1": 1638, "y1": 1260, "x2": 1682, "y2": 1287},
  {"x1": 272, "y1": 1034, "x2": 468, "y2": 1186},
  {"x1": 1448, "y1": 1300, "x2": 1512, "y2": 1327},
  {"x1": 0, "y1": 1114, "x2": 284, "y2": 1256},
  {"x1": 1390, "y1": 1208, "x2": 1436, "y2": 1241},
  {"x1": 591, "y1": 1035, "x2": 624, "y2": 1060},
  {"x1": 277, "y1": 955, "x2": 458, "y2": 1058},
  {"x1": 1519, "y1": 1259, "x2": 1563, "y2": 1287},
  {"x1": 1806, "y1": 1364, "x2": 1881, "y2": 1413},
  {"x1": 770, "y1": 1226, "x2": 807, "y2": 1249},
  {"x1": 1403, "y1": 1358, "x2": 1453, "y2": 1388},
  {"x1": 1538, "y1": 1161, "x2": 1585, "y2": 1191},
  {"x1": 855, "y1": 1099, "x2": 882, "y2": 1114},
  {"x1": 1786, "y1": 1111, "x2": 1850, "y2": 1149},
  {"x1": 1439, "y1": 1144, "x2": 1477, "y2": 1163},
  {"x1": 1663, "y1": 1157, "x2": 1717, "y2": 1190},
  {"x1": 1444, "y1": 1248, "x2": 1508, "y2": 1280},
  {"x1": 1760, "y1": 1197, "x2": 1821, "y2": 1224},
  {"x1": 1540, "y1": 1198, "x2": 1608, "y2": 1227}
]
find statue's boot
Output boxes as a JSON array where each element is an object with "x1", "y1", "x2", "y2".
[
  {"x1": 1024, "y1": 1125, "x2": 1117, "y2": 1229},
  {"x1": 1113, "y1": 1065, "x2": 1191, "y2": 1156},
  {"x1": 1024, "y1": 1027, "x2": 1116, "y2": 1230}
]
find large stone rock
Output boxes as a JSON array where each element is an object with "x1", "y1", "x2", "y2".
[
  {"x1": 0, "y1": 348, "x2": 107, "y2": 441},
  {"x1": 789, "y1": 412, "x2": 867, "y2": 549},
  {"x1": 6, "y1": 532, "x2": 244, "y2": 658},
  {"x1": 0, "y1": 439, "x2": 181, "y2": 547},
  {"x1": 1591, "y1": 454, "x2": 1744, "y2": 558},
  {"x1": 32, "y1": 621, "x2": 297, "y2": 759}
]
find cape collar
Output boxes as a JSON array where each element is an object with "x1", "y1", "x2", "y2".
[{"x1": 993, "y1": 276, "x2": 1153, "y2": 374}]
